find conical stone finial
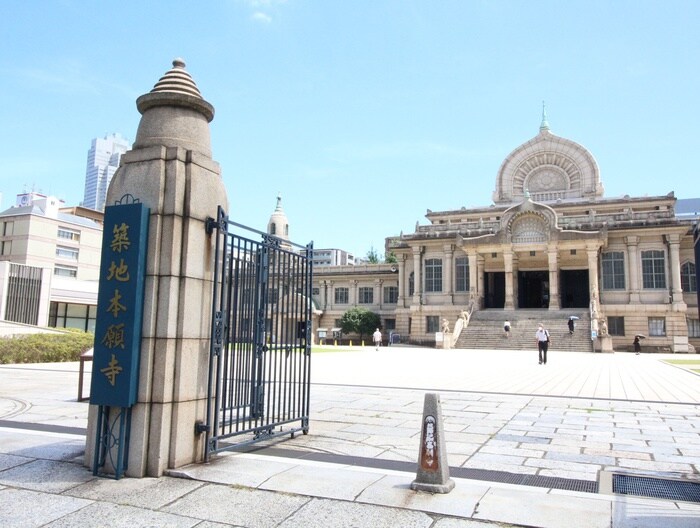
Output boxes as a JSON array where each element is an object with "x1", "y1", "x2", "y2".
[
  {"x1": 540, "y1": 101, "x2": 550, "y2": 132},
  {"x1": 148, "y1": 58, "x2": 203, "y2": 99},
  {"x1": 133, "y1": 58, "x2": 214, "y2": 155}
]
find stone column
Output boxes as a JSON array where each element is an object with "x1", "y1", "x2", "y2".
[
  {"x1": 412, "y1": 246, "x2": 422, "y2": 304},
  {"x1": 587, "y1": 245, "x2": 600, "y2": 304},
  {"x1": 328, "y1": 280, "x2": 335, "y2": 310},
  {"x1": 511, "y1": 253, "x2": 519, "y2": 309},
  {"x1": 85, "y1": 59, "x2": 229, "y2": 477},
  {"x1": 349, "y1": 280, "x2": 358, "y2": 306},
  {"x1": 443, "y1": 244, "x2": 454, "y2": 301},
  {"x1": 376, "y1": 279, "x2": 383, "y2": 309},
  {"x1": 397, "y1": 254, "x2": 406, "y2": 307},
  {"x1": 666, "y1": 233, "x2": 684, "y2": 304},
  {"x1": 504, "y1": 249, "x2": 514, "y2": 309},
  {"x1": 547, "y1": 246, "x2": 560, "y2": 309},
  {"x1": 468, "y1": 250, "x2": 478, "y2": 301},
  {"x1": 476, "y1": 253, "x2": 485, "y2": 308},
  {"x1": 321, "y1": 280, "x2": 328, "y2": 310},
  {"x1": 625, "y1": 235, "x2": 640, "y2": 303}
]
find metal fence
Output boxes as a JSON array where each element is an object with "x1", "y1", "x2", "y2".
[{"x1": 203, "y1": 207, "x2": 313, "y2": 459}]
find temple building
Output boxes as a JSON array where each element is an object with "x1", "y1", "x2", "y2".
[{"x1": 310, "y1": 112, "x2": 698, "y2": 352}]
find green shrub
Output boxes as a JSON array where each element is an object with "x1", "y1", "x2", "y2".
[{"x1": 0, "y1": 330, "x2": 94, "y2": 364}]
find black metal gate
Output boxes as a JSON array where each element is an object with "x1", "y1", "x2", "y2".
[{"x1": 203, "y1": 206, "x2": 313, "y2": 459}]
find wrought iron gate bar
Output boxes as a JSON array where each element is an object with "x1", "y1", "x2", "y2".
[{"x1": 204, "y1": 206, "x2": 313, "y2": 460}]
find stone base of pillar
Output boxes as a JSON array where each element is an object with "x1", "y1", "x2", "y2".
[{"x1": 598, "y1": 336, "x2": 614, "y2": 353}]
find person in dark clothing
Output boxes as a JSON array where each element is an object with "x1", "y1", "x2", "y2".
[
  {"x1": 634, "y1": 336, "x2": 641, "y2": 355},
  {"x1": 535, "y1": 324, "x2": 550, "y2": 365},
  {"x1": 568, "y1": 317, "x2": 575, "y2": 334}
]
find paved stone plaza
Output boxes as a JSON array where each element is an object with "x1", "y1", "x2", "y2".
[{"x1": 1, "y1": 347, "x2": 699, "y2": 527}]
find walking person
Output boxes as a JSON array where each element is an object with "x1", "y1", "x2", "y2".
[
  {"x1": 535, "y1": 324, "x2": 550, "y2": 365},
  {"x1": 568, "y1": 317, "x2": 575, "y2": 335},
  {"x1": 634, "y1": 335, "x2": 641, "y2": 355},
  {"x1": 504, "y1": 320, "x2": 511, "y2": 338},
  {"x1": 373, "y1": 328, "x2": 382, "y2": 351}
]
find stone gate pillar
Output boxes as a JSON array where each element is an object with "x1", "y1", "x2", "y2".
[{"x1": 85, "y1": 59, "x2": 229, "y2": 477}]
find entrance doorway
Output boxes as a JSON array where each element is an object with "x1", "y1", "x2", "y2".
[
  {"x1": 560, "y1": 269, "x2": 590, "y2": 308},
  {"x1": 484, "y1": 272, "x2": 505, "y2": 308},
  {"x1": 518, "y1": 271, "x2": 550, "y2": 308}
]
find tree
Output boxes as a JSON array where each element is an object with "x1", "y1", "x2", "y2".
[
  {"x1": 366, "y1": 246, "x2": 380, "y2": 264},
  {"x1": 339, "y1": 307, "x2": 381, "y2": 340},
  {"x1": 384, "y1": 251, "x2": 398, "y2": 264}
]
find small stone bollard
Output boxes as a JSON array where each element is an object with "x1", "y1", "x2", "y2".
[{"x1": 410, "y1": 392, "x2": 455, "y2": 493}]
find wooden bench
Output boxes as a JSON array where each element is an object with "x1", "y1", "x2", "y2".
[{"x1": 78, "y1": 348, "x2": 93, "y2": 402}]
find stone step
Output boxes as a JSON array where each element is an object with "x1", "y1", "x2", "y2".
[{"x1": 455, "y1": 310, "x2": 593, "y2": 351}]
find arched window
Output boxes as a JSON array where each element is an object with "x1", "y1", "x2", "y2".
[
  {"x1": 270, "y1": 224, "x2": 276, "y2": 235},
  {"x1": 681, "y1": 262, "x2": 696, "y2": 292}
]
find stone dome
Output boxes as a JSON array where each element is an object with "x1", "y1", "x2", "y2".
[{"x1": 492, "y1": 111, "x2": 603, "y2": 205}]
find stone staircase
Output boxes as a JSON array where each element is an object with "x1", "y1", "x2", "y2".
[{"x1": 455, "y1": 309, "x2": 593, "y2": 352}]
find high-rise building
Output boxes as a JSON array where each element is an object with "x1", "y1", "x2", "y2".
[{"x1": 82, "y1": 133, "x2": 130, "y2": 211}]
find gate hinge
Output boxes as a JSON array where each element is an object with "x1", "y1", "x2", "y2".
[
  {"x1": 205, "y1": 216, "x2": 217, "y2": 235},
  {"x1": 195, "y1": 422, "x2": 210, "y2": 435}
]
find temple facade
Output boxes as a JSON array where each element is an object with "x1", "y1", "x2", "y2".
[{"x1": 310, "y1": 114, "x2": 698, "y2": 352}]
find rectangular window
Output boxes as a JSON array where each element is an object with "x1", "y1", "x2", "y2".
[
  {"x1": 383, "y1": 286, "x2": 398, "y2": 303},
  {"x1": 312, "y1": 287, "x2": 320, "y2": 296},
  {"x1": 358, "y1": 286, "x2": 373, "y2": 304},
  {"x1": 425, "y1": 258, "x2": 442, "y2": 293},
  {"x1": 384, "y1": 318, "x2": 396, "y2": 332},
  {"x1": 648, "y1": 317, "x2": 666, "y2": 336},
  {"x1": 57, "y1": 227, "x2": 80, "y2": 241},
  {"x1": 426, "y1": 315, "x2": 439, "y2": 333},
  {"x1": 3, "y1": 221, "x2": 13, "y2": 236},
  {"x1": 688, "y1": 319, "x2": 700, "y2": 338},
  {"x1": 641, "y1": 250, "x2": 666, "y2": 289},
  {"x1": 54, "y1": 265, "x2": 77, "y2": 278},
  {"x1": 334, "y1": 287, "x2": 349, "y2": 304},
  {"x1": 1, "y1": 240, "x2": 11, "y2": 256},
  {"x1": 601, "y1": 251, "x2": 625, "y2": 290},
  {"x1": 681, "y1": 262, "x2": 696, "y2": 293},
  {"x1": 455, "y1": 257, "x2": 469, "y2": 292},
  {"x1": 607, "y1": 316, "x2": 625, "y2": 336},
  {"x1": 56, "y1": 245, "x2": 79, "y2": 260},
  {"x1": 268, "y1": 287, "x2": 278, "y2": 305}
]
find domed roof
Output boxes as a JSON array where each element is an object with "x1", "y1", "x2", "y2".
[
  {"x1": 268, "y1": 194, "x2": 290, "y2": 241},
  {"x1": 492, "y1": 108, "x2": 603, "y2": 205}
]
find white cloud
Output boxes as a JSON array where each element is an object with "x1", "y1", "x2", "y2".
[{"x1": 252, "y1": 11, "x2": 272, "y2": 23}]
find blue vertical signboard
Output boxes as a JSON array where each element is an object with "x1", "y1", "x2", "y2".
[{"x1": 90, "y1": 203, "x2": 149, "y2": 407}]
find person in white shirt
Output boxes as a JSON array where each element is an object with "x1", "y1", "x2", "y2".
[
  {"x1": 372, "y1": 328, "x2": 382, "y2": 351},
  {"x1": 535, "y1": 324, "x2": 550, "y2": 365}
]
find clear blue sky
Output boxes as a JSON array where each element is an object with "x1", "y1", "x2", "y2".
[{"x1": 1, "y1": 1, "x2": 698, "y2": 258}]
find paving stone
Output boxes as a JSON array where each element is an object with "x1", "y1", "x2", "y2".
[
  {"x1": 45, "y1": 501, "x2": 199, "y2": 527},
  {"x1": 612, "y1": 495, "x2": 700, "y2": 528},
  {"x1": 279, "y1": 497, "x2": 434, "y2": 528},
  {"x1": 259, "y1": 463, "x2": 385, "y2": 501},
  {"x1": 163, "y1": 483, "x2": 310, "y2": 527},
  {"x1": 0, "y1": 459, "x2": 94, "y2": 493},
  {"x1": 66, "y1": 475, "x2": 206, "y2": 509},
  {"x1": 545, "y1": 451, "x2": 615, "y2": 465},
  {"x1": 474, "y1": 486, "x2": 611, "y2": 528},
  {"x1": 0, "y1": 453, "x2": 33, "y2": 472},
  {"x1": 0, "y1": 488, "x2": 93, "y2": 527}
]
